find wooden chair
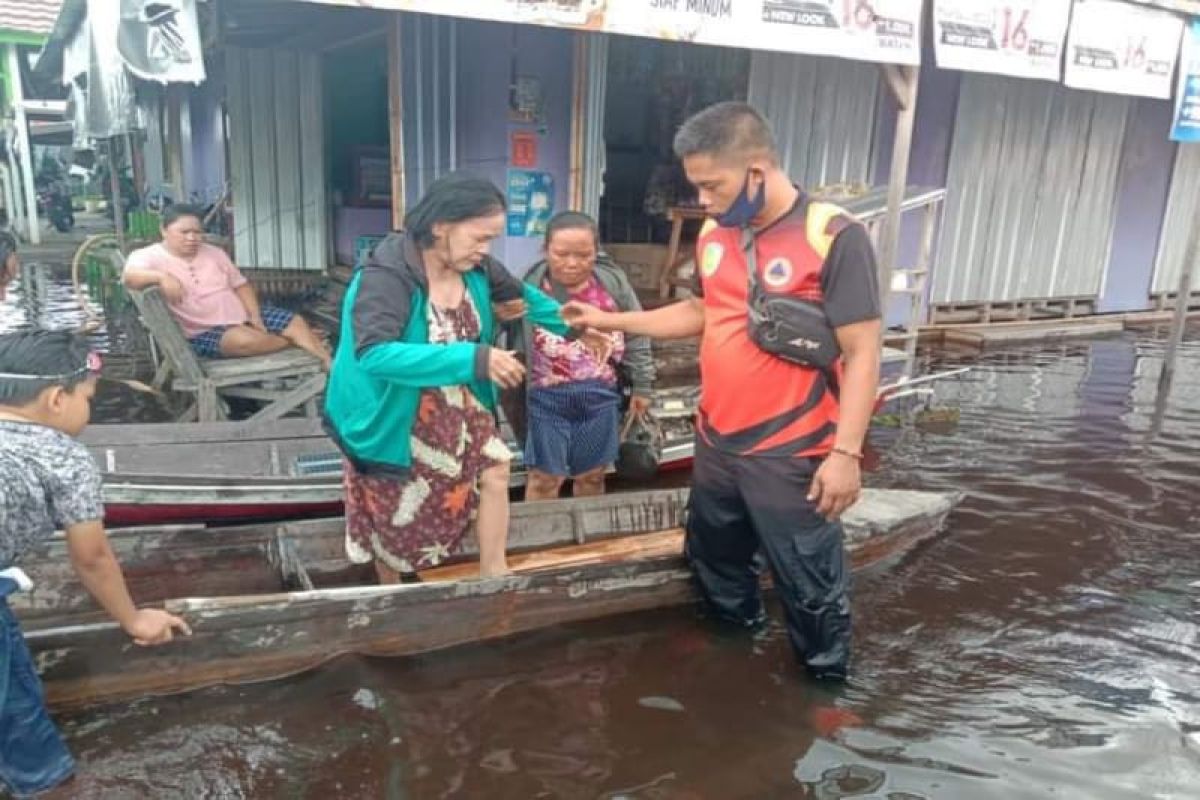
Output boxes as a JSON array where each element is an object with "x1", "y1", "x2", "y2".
[
  {"x1": 129, "y1": 287, "x2": 327, "y2": 423},
  {"x1": 656, "y1": 205, "x2": 708, "y2": 299}
]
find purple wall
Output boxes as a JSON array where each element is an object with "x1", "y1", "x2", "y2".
[
  {"x1": 334, "y1": 206, "x2": 392, "y2": 266},
  {"x1": 1098, "y1": 98, "x2": 1177, "y2": 313},
  {"x1": 456, "y1": 21, "x2": 574, "y2": 274}
]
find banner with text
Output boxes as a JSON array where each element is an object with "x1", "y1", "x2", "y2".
[
  {"x1": 933, "y1": 1, "x2": 1071, "y2": 81},
  {"x1": 1064, "y1": 0, "x2": 1184, "y2": 99},
  {"x1": 332, "y1": 0, "x2": 923, "y2": 65},
  {"x1": 1171, "y1": 19, "x2": 1200, "y2": 142}
]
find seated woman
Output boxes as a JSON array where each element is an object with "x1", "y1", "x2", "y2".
[
  {"x1": 122, "y1": 204, "x2": 330, "y2": 369},
  {"x1": 519, "y1": 212, "x2": 655, "y2": 501},
  {"x1": 324, "y1": 174, "x2": 584, "y2": 582}
]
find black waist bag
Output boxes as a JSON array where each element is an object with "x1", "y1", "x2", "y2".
[{"x1": 743, "y1": 230, "x2": 840, "y2": 371}]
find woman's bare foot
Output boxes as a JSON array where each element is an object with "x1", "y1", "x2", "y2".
[{"x1": 479, "y1": 560, "x2": 512, "y2": 579}]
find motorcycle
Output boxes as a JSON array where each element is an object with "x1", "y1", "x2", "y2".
[
  {"x1": 93, "y1": 165, "x2": 141, "y2": 228},
  {"x1": 35, "y1": 178, "x2": 75, "y2": 233}
]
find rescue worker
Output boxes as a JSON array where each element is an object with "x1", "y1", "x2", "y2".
[{"x1": 563, "y1": 102, "x2": 882, "y2": 680}]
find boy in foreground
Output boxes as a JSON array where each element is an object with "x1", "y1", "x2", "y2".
[{"x1": 0, "y1": 329, "x2": 189, "y2": 797}]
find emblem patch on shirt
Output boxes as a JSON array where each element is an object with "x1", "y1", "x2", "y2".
[
  {"x1": 763, "y1": 257, "x2": 794, "y2": 288},
  {"x1": 701, "y1": 242, "x2": 724, "y2": 278}
]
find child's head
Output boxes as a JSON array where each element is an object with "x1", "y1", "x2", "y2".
[
  {"x1": 0, "y1": 232, "x2": 18, "y2": 302},
  {"x1": 0, "y1": 329, "x2": 99, "y2": 435}
]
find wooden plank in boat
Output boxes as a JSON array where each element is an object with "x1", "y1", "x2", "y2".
[
  {"x1": 16, "y1": 523, "x2": 301, "y2": 622},
  {"x1": 284, "y1": 488, "x2": 690, "y2": 573},
  {"x1": 16, "y1": 491, "x2": 690, "y2": 617},
  {"x1": 420, "y1": 528, "x2": 686, "y2": 582},
  {"x1": 80, "y1": 418, "x2": 327, "y2": 447}
]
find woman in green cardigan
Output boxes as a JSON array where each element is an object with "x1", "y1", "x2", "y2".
[{"x1": 324, "y1": 174, "x2": 581, "y2": 582}]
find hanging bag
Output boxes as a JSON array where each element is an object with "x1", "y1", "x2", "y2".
[
  {"x1": 614, "y1": 410, "x2": 664, "y2": 481},
  {"x1": 743, "y1": 229, "x2": 841, "y2": 371}
]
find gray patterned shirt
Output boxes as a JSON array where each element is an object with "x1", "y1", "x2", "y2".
[{"x1": 0, "y1": 420, "x2": 104, "y2": 567}]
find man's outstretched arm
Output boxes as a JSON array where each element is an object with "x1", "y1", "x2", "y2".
[{"x1": 562, "y1": 297, "x2": 705, "y2": 340}]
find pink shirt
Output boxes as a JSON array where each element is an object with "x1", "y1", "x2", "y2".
[
  {"x1": 531, "y1": 276, "x2": 625, "y2": 389},
  {"x1": 124, "y1": 243, "x2": 250, "y2": 338}
]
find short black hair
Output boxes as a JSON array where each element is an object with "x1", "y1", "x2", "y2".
[
  {"x1": 160, "y1": 203, "x2": 206, "y2": 230},
  {"x1": 0, "y1": 329, "x2": 93, "y2": 406},
  {"x1": 544, "y1": 211, "x2": 598, "y2": 248},
  {"x1": 404, "y1": 173, "x2": 505, "y2": 248},
  {"x1": 673, "y1": 102, "x2": 778, "y2": 164}
]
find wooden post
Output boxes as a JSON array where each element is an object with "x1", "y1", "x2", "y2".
[
  {"x1": 568, "y1": 34, "x2": 587, "y2": 211},
  {"x1": 387, "y1": 15, "x2": 406, "y2": 231},
  {"x1": 167, "y1": 86, "x2": 186, "y2": 203},
  {"x1": 108, "y1": 138, "x2": 127, "y2": 253},
  {"x1": 1158, "y1": 157, "x2": 1200, "y2": 393},
  {"x1": 7, "y1": 43, "x2": 40, "y2": 245},
  {"x1": 3, "y1": 148, "x2": 25, "y2": 236},
  {"x1": 659, "y1": 209, "x2": 685, "y2": 299},
  {"x1": 129, "y1": 133, "x2": 145, "y2": 200},
  {"x1": 878, "y1": 64, "x2": 920, "y2": 311}
]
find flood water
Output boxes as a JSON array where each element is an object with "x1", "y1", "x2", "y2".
[
  {"x1": 1, "y1": 262, "x2": 175, "y2": 423},
  {"x1": 8, "y1": 270, "x2": 1200, "y2": 798}
]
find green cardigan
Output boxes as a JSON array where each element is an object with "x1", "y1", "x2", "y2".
[{"x1": 324, "y1": 235, "x2": 569, "y2": 476}]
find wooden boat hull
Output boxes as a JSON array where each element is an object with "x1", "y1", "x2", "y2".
[
  {"x1": 98, "y1": 442, "x2": 696, "y2": 525},
  {"x1": 15, "y1": 487, "x2": 960, "y2": 711},
  {"x1": 85, "y1": 419, "x2": 696, "y2": 526}
]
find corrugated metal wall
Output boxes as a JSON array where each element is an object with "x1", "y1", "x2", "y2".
[
  {"x1": 226, "y1": 47, "x2": 327, "y2": 271},
  {"x1": 747, "y1": 52, "x2": 878, "y2": 188},
  {"x1": 138, "y1": 90, "x2": 167, "y2": 194},
  {"x1": 399, "y1": 14, "x2": 458, "y2": 208},
  {"x1": 1151, "y1": 143, "x2": 1200, "y2": 295},
  {"x1": 934, "y1": 75, "x2": 1130, "y2": 304},
  {"x1": 579, "y1": 33, "x2": 609, "y2": 220}
]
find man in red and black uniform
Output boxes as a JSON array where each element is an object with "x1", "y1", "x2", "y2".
[{"x1": 564, "y1": 102, "x2": 880, "y2": 680}]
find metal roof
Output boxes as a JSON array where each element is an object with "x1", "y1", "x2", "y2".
[
  {"x1": 0, "y1": 0, "x2": 62, "y2": 38},
  {"x1": 1129, "y1": 0, "x2": 1200, "y2": 15}
]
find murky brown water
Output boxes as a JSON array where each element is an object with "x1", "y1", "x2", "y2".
[
  {"x1": 1, "y1": 263, "x2": 175, "y2": 423},
  {"x1": 10, "y1": 271, "x2": 1200, "y2": 798}
]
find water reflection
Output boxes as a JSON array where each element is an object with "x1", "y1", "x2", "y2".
[
  {"x1": 0, "y1": 265, "x2": 177, "y2": 422},
  {"x1": 31, "y1": 328, "x2": 1200, "y2": 798}
]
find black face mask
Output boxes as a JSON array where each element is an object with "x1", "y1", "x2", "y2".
[{"x1": 715, "y1": 170, "x2": 766, "y2": 228}]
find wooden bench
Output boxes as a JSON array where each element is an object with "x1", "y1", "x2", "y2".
[{"x1": 129, "y1": 287, "x2": 327, "y2": 423}]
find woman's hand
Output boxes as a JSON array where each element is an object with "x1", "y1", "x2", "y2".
[
  {"x1": 488, "y1": 348, "x2": 526, "y2": 388},
  {"x1": 579, "y1": 329, "x2": 615, "y2": 365},
  {"x1": 629, "y1": 394, "x2": 652, "y2": 419},
  {"x1": 158, "y1": 273, "x2": 185, "y2": 303},
  {"x1": 493, "y1": 298, "x2": 527, "y2": 322}
]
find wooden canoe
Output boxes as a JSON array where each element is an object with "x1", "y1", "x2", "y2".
[{"x1": 14, "y1": 486, "x2": 961, "y2": 711}]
